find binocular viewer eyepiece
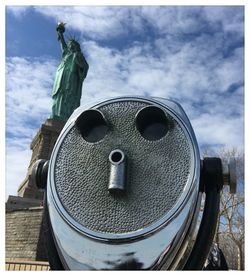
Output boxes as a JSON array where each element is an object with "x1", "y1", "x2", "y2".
[{"x1": 32, "y1": 96, "x2": 236, "y2": 270}]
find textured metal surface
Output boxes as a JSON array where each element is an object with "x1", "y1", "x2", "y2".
[{"x1": 53, "y1": 100, "x2": 192, "y2": 234}]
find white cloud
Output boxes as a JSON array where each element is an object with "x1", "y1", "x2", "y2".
[
  {"x1": 214, "y1": 47, "x2": 244, "y2": 92},
  {"x1": 192, "y1": 112, "x2": 244, "y2": 149},
  {"x1": 7, "y1": 6, "x2": 244, "y2": 41},
  {"x1": 32, "y1": 6, "x2": 142, "y2": 40},
  {"x1": 5, "y1": 139, "x2": 31, "y2": 198},
  {"x1": 6, "y1": 6, "x2": 30, "y2": 18},
  {"x1": 6, "y1": 57, "x2": 57, "y2": 137},
  {"x1": 5, "y1": 57, "x2": 57, "y2": 198},
  {"x1": 203, "y1": 6, "x2": 244, "y2": 36},
  {"x1": 141, "y1": 6, "x2": 205, "y2": 35}
]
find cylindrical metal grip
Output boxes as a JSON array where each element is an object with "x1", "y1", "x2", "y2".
[
  {"x1": 31, "y1": 159, "x2": 49, "y2": 189},
  {"x1": 222, "y1": 158, "x2": 237, "y2": 194},
  {"x1": 108, "y1": 149, "x2": 126, "y2": 194}
]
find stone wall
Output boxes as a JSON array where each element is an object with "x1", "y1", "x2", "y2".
[
  {"x1": 5, "y1": 207, "x2": 48, "y2": 261},
  {"x1": 6, "y1": 196, "x2": 42, "y2": 211}
]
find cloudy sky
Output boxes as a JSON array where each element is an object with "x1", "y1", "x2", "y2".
[{"x1": 5, "y1": 5, "x2": 244, "y2": 198}]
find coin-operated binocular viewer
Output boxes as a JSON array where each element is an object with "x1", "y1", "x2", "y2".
[{"x1": 32, "y1": 96, "x2": 236, "y2": 270}]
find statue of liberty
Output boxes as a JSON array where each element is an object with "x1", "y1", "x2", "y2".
[{"x1": 50, "y1": 22, "x2": 89, "y2": 121}]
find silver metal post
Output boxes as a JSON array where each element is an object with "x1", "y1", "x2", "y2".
[{"x1": 222, "y1": 158, "x2": 237, "y2": 194}]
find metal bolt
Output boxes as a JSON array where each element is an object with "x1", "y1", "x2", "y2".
[{"x1": 222, "y1": 158, "x2": 237, "y2": 194}]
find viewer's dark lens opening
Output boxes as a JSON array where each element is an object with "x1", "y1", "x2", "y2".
[
  {"x1": 75, "y1": 109, "x2": 108, "y2": 143},
  {"x1": 135, "y1": 105, "x2": 169, "y2": 141}
]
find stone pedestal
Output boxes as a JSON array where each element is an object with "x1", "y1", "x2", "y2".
[{"x1": 17, "y1": 119, "x2": 65, "y2": 199}]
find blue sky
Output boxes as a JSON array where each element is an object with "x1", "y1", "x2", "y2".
[{"x1": 5, "y1": 5, "x2": 244, "y2": 198}]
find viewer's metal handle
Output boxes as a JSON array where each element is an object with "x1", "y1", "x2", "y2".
[{"x1": 108, "y1": 149, "x2": 127, "y2": 194}]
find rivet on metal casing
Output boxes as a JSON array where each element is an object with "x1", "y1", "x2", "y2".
[{"x1": 108, "y1": 149, "x2": 127, "y2": 194}]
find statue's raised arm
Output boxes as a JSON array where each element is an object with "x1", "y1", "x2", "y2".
[{"x1": 57, "y1": 22, "x2": 67, "y2": 51}]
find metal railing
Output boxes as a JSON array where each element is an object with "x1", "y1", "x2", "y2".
[{"x1": 6, "y1": 260, "x2": 50, "y2": 271}]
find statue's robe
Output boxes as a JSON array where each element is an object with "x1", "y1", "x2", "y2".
[{"x1": 51, "y1": 47, "x2": 89, "y2": 121}]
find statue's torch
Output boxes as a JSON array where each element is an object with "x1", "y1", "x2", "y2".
[{"x1": 56, "y1": 22, "x2": 66, "y2": 40}]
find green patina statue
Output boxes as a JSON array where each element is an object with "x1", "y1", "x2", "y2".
[{"x1": 50, "y1": 22, "x2": 89, "y2": 121}]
